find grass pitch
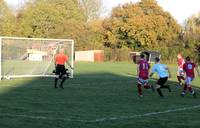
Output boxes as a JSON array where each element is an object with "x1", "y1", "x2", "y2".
[{"x1": 0, "y1": 62, "x2": 200, "y2": 128}]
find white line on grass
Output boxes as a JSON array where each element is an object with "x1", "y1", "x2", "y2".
[
  {"x1": 1, "y1": 104, "x2": 200, "y2": 123},
  {"x1": 89, "y1": 104, "x2": 200, "y2": 123}
]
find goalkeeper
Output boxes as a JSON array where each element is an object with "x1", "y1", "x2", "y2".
[{"x1": 54, "y1": 49, "x2": 72, "y2": 89}]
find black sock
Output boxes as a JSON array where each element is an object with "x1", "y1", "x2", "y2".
[
  {"x1": 54, "y1": 78, "x2": 58, "y2": 88},
  {"x1": 177, "y1": 76, "x2": 181, "y2": 83},
  {"x1": 180, "y1": 76, "x2": 185, "y2": 80},
  {"x1": 60, "y1": 77, "x2": 66, "y2": 87},
  {"x1": 157, "y1": 88, "x2": 164, "y2": 97}
]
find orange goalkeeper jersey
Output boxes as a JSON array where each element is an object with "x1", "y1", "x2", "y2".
[{"x1": 55, "y1": 53, "x2": 68, "y2": 65}]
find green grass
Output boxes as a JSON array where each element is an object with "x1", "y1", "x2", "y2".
[
  {"x1": 0, "y1": 62, "x2": 200, "y2": 128},
  {"x1": 2, "y1": 60, "x2": 53, "y2": 75}
]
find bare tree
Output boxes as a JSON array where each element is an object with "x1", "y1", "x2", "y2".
[{"x1": 79, "y1": 0, "x2": 103, "y2": 21}]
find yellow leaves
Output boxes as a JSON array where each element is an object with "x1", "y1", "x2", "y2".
[
  {"x1": 103, "y1": 0, "x2": 181, "y2": 50},
  {"x1": 87, "y1": 19, "x2": 103, "y2": 32},
  {"x1": 106, "y1": 31, "x2": 117, "y2": 45}
]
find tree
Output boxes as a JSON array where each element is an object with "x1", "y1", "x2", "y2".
[
  {"x1": 0, "y1": 0, "x2": 16, "y2": 36},
  {"x1": 17, "y1": 0, "x2": 104, "y2": 51},
  {"x1": 102, "y1": 0, "x2": 181, "y2": 51},
  {"x1": 183, "y1": 13, "x2": 200, "y2": 62},
  {"x1": 184, "y1": 13, "x2": 200, "y2": 44},
  {"x1": 79, "y1": 0, "x2": 103, "y2": 21},
  {"x1": 18, "y1": 0, "x2": 86, "y2": 38}
]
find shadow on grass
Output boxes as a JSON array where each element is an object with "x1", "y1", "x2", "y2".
[{"x1": 0, "y1": 72, "x2": 200, "y2": 128}]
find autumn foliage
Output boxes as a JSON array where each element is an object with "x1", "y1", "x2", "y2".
[{"x1": 0, "y1": 0, "x2": 200, "y2": 62}]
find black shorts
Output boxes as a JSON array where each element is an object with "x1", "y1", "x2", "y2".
[
  {"x1": 55, "y1": 65, "x2": 66, "y2": 78},
  {"x1": 157, "y1": 77, "x2": 168, "y2": 86}
]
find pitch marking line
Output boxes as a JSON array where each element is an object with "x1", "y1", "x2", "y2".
[
  {"x1": 90, "y1": 104, "x2": 200, "y2": 123},
  {"x1": 1, "y1": 104, "x2": 200, "y2": 123}
]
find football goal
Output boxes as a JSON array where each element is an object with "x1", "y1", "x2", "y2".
[{"x1": 0, "y1": 37, "x2": 74, "y2": 80}]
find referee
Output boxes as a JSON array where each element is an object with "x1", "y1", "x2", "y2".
[{"x1": 54, "y1": 48, "x2": 72, "y2": 89}]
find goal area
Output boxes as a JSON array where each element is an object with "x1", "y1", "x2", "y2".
[{"x1": 0, "y1": 37, "x2": 74, "y2": 80}]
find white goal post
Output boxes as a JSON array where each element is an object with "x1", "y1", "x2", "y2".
[{"x1": 0, "y1": 37, "x2": 74, "y2": 80}]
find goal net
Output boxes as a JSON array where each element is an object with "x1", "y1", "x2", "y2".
[{"x1": 0, "y1": 37, "x2": 74, "y2": 80}]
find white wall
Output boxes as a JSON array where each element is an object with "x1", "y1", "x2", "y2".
[
  {"x1": 75, "y1": 51, "x2": 94, "y2": 62},
  {"x1": 29, "y1": 54, "x2": 43, "y2": 61}
]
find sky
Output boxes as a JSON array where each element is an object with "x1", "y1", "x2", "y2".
[
  {"x1": 5, "y1": 0, "x2": 200, "y2": 24},
  {"x1": 5, "y1": 0, "x2": 27, "y2": 11}
]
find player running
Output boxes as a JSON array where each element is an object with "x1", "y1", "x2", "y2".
[
  {"x1": 181, "y1": 56, "x2": 200, "y2": 98},
  {"x1": 137, "y1": 54, "x2": 154, "y2": 97},
  {"x1": 54, "y1": 48, "x2": 73, "y2": 89},
  {"x1": 177, "y1": 54, "x2": 185, "y2": 86},
  {"x1": 150, "y1": 57, "x2": 171, "y2": 98}
]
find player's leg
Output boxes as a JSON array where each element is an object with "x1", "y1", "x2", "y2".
[
  {"x1": 143, "y1": 79, "x2": 155, "y2": 92},
  {"x1": 143, "y1": 83, "x2": 150, "y2": 89},
  {"x1": 156, "y1": 85, "x2": 164, "y2": 98},
  {"x1": 137, "y1": 78, "x2": 143, "y2": 97},
  {"x1": 59, "y1": 66, "x2": 67, "y2": 89},
  {"x1": 187, "y1": 77, "x2": 196, "y2": 98},
  {"x1": 55, "y1": 76, "x2": 59, "y2": 88},
  {"x1": 160, "y1": 77, "x2": 171, "y2": 92},
  {"x1": 181, "y1": 77, "x2": 195, "y2": 97},
  {"x1": 177, "y1": 68, "x2": 185, "y2": 86},
  {"x1": 59, "y1": 76, "x2": 66, "y2": 89},
  {"x1": 177, "y1": 69, "x2": 182, "y2": 84},
  {"x1": 181, "y1": 76, "x2": 192, "y2": 97},
  {"x1": 179, "y1": 76, "x2": 185, "y2": 84},
  {"x1": 156, "y1": 78, "x2": 164, "y2": 98},
  {"x1": 177, "y1": 76, "x2": 183, "y2": 86},
  {"x1": 54, "y1": 65, "x2": 60, "y2": 88},
  {"x1": 181, "y1": 83, "x2": 187, "y2": 97}
]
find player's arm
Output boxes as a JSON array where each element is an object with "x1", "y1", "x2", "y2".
[
  {"x1": 149, "y1": 70, "x2": 154, "y2": 77},
  {"x1": 149, "y1": 65, "x2": 155, "y2": 77},
  {"x1": 54, "y1": 55, "x2": 57, "y2": 67},
  {"x1": 66, "y1": 61, "x2": 73, "y2": 70},
  {"x1": 64, "y1": 55, "x2": 73, "y2": 70},
  {"x1": 137, "y1": 64, "x2": 140, "y2": 76}
]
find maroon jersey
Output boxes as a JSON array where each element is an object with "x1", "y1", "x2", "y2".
[
  {"x1": 138, "y1": 59, "x2": 150, "y2": 79},
  {"x1": 183, "y1": 62, "x2": 196, "y2": 78}
]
